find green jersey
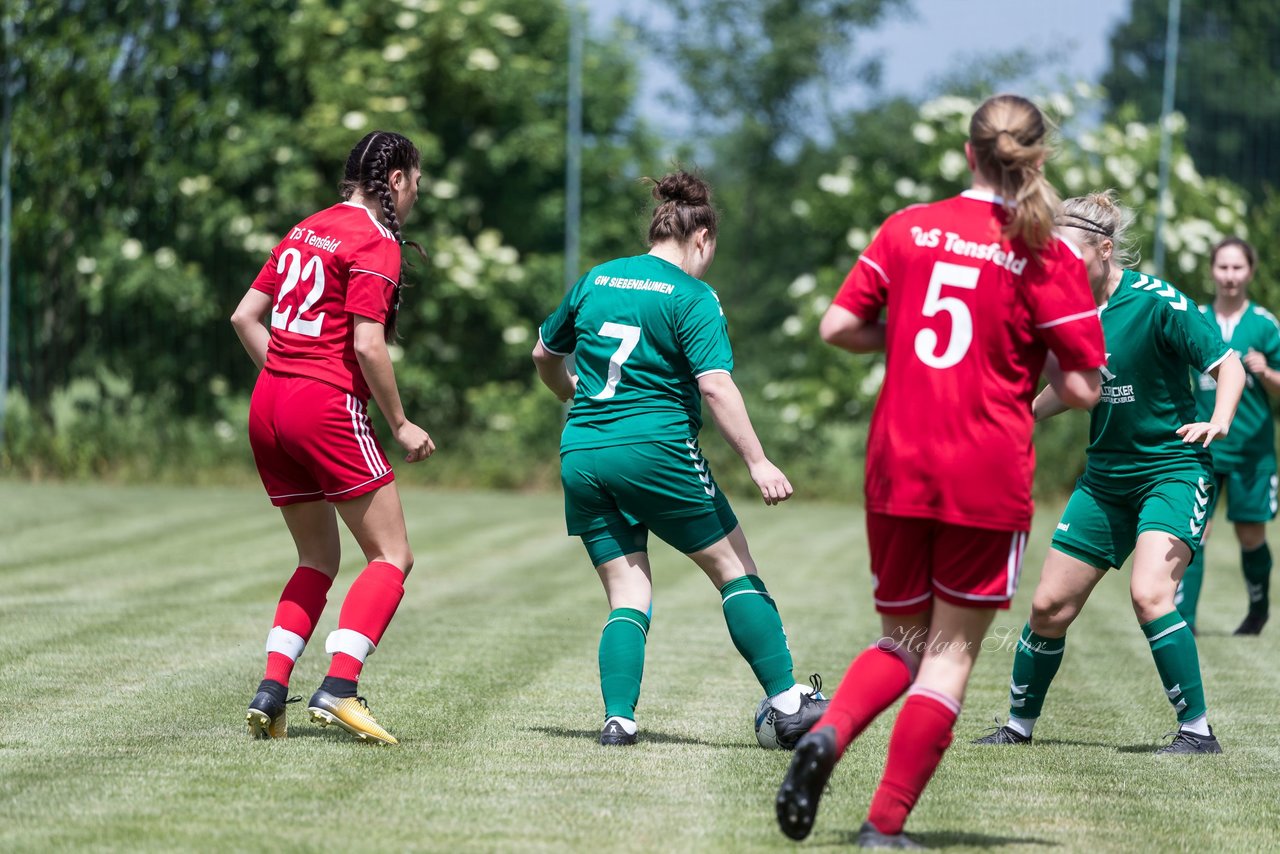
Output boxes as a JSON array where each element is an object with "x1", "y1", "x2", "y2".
[
  {"x1": 1193, "y1": 301, "x2": 1280, "y2": 470},
  {"x1": 1085, "y1": 270, "x2": 1232, "y2": 484},
  {"x1": 539, "y1": 254, "x2": 734, "y2": 454}
]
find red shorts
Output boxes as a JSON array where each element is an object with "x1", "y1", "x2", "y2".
[
  {"x1": 248, "y1": 371, "x2": 393, "y2": 506},
  {"x1": 866, "y1": 512, "x2": 1027, "y2": 614}
]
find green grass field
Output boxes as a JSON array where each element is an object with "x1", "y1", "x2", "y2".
[{"x1": 2, "y1": 482, "x2": 1278, "y2": 852}]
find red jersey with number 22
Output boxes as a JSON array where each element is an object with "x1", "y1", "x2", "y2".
[
  {"x1": 834, "y1": 191, "x2": 1105, "y2": 531},
  {"x1": 251, "y1": 202, "x2": 401, "y2": 401}
]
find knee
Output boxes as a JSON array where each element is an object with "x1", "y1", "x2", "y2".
[
  {"x1": 1237, "y1": 526, "x2": 1267, "y2": 551},
  {"x1": 398, "y1": 552, "x2": 415, "y2": 579},
  {"x1": 1130, "y1": 589, "x2": 1172, "y2": 624},
  {"x1": 298, "y1": 550, "x2": 341, "y2": 577},
  {"x1": 1029, "y1": 594, "x2": 1076, "y2": 636}
]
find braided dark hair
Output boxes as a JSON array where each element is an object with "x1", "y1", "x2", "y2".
[{"x1": 340, "y1": 131, "x2": 428, "y2": 341}]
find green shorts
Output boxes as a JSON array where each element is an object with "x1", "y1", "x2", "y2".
[
  {"x1": 1051, "y1": 471, "x2": 1213, "y2": 570},
  {"x1": 1209, "y1": 463, "x2": 1279, "y2": 524},
  {"x1": 561, "y1": 438, "x2": 738, "y2": 567}
]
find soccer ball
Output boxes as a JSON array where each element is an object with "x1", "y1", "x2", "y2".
[
  {"x1": 754, "y1": 697, "x2": 783, "y2": 749},
  {"x1": 754, "y1": 682, "x2": 828, "y2": 750}
]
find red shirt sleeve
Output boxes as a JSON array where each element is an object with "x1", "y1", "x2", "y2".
[
  {"x1": 345, "y1": 234, "x2": 401, "y2": 323},
  {"x1": 250, "y1": 248, "x2": 282, "y2": 297},
  {"x1": 1029, "y1": 239, "x2": 1106, "y2": 371},
  {"x1": 833, "y1": 222, "x2": 892, "y2": 322}
]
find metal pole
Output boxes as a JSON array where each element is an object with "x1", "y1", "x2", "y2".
[
  {"x1": 1, "y1": 11, "x2": 15, "y2": 451},
  {"x1": 564, "y1": 0, "x2": 583, "y2": 291},
  {"x1": 1152, "y1": 0, "x2": 1181, "y2": 278}
]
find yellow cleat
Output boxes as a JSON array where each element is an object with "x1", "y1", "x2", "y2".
[
  {"x1": 246, "y1": 691, "x2": 299, "y2": 740},
  {"x1": 307, "y1": 689, "x2": 399, "y2": 745}
]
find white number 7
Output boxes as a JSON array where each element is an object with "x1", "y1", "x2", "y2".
[
  {"x1": 914, "y1": 261, "x2": 979, "y2": 369},
  {"x1": 590, "y1": 322, "x2": 641, "y2": 400}
]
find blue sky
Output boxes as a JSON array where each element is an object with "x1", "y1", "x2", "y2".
[{"x1": 587, "y1": 0, "x2": 1132, "y2": 118}]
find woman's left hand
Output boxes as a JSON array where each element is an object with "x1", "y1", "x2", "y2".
[{"x1": 1176, "y1": 421, "x2": 1228, "y2": 447}]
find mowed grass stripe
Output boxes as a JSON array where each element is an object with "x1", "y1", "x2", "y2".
[{"x1": 0, "y1": 483, "x2": 1277, "y2": 852}]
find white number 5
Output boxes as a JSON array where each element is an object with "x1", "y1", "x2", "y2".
[
  {"x1": 914, "y1": 261, "x2": 979, "y2": 369},
  {"x1": 591, "y1": 322, "x2": 641, "y2": 400}
]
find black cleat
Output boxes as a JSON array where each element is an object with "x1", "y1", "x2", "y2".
[
  {"x1": 599, "y1": 717, "x2": 637, "y2": 746},
  {"x1": 1233, "y1": 612, "x2": 1268, "y2": 635},
  {"x1": 971, "y1": 719, "x2": 1032, "y2": 745},
  {"x1": 857, "y1": 821, "x2": 923, "y2": 849},
  {"x1": 1155, "y1": 727, "x2": 1223, "y2": 755},
  {"x1": 772, "y1": 675, "x2": 831, "y2": 750},
  {"x1": 246, "y1": 691, "x2": 300, "y2": 740},
  {"x1": 776, "y1": 725, "x2": 837, "y2": 841}
]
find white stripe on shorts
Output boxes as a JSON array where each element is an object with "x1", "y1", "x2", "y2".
[
  {"x1": 1007, "y1": 531, "x2": 1028, "y2": 598},
  {"x1": 873, "y1": 589, "x2": 932, "y2": 608},
  {"x1": 346, "y1": 394, "x2": 388, "y2": 477}
]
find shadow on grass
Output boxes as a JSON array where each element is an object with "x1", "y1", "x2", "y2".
[
  {"x1": 829, "y1": 829, "x2": 1059, "y2": 848},
  {"x1": 1114, "y1": 742, "x2": 1170, "y2": 754},
  {"x1": 1033, "y1": 738, "x2": 1115, "y2": 749},
  {"x1": 273, "y1": 725, "x2": 391, "y2": 744},
  {"x1": 970, "y1": 737, "x2": 1166, "y2": 752},
  {"x1": 525, "y1": 725, "x2": 752, "y2": 749}
]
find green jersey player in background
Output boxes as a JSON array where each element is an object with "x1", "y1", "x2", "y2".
[
  {"x1": 1179, "y1": 238, "x2": 1280, "y2": 635},
  {"x1": 976, "y1": 191, "x2": 1245, "y2": 754},
  {"x1": 531, "y1": 172, "x2": 827, "y2": 748}
]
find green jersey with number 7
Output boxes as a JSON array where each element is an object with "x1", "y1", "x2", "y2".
[{"x1": 539, "y1": 254, "x2": 734, "y2": 454}]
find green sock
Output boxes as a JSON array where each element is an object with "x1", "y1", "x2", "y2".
[
  {"x1": 1241, "y1": 543, "x2": 1272, "y2": 618},
  {"x1": 599, "y1": 608, "x2": 649, "y2": 721},
  {"x1": 720, "y1": 575, "x2": 795, "y2": 697},
  {"x1": 1142, "y1": 610, "x2": 1206, "y2": 723},
  {"x1": 1008, "y1": 623, "x2": 1065, "y2": 723},
  {"x1": 1176, "y1": 546, "x2": 1206, "y2": 631}
]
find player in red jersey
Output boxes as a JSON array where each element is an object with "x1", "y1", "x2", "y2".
[
  {"x1": 230, "y1": 131, "x2": 433, "y2": 745},
  {"x1": 775, "y1": 94, "x2": 1107, "y2": 847}
]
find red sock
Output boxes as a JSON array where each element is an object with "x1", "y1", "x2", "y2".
[
  {"x1": 866, "y1": 689, "x2": 959, "y2": 835},
  {"x1": 263, "y1": 566, "x2": 333, "y2": 686},
  {"x1": 326, "y1": 561, "x2": 406, "y2": 683},
  {"x1": 814, "y1": 643, "x2": 915, "y2": 756}
]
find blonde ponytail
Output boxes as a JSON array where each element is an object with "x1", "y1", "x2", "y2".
[{"x1": 969, "y1": 94, "x2": 1059, "y2": 256}]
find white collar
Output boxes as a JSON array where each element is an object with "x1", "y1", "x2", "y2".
[
  {"x1": 961, "y1": 189, "x2": 1007, "y2": 206},
  {"x1": 342, "y1": 200, "x2": 384, "y2": 229}
]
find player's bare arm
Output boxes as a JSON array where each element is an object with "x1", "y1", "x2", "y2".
[
  {"x1": 1242, "y1": 348, "x2": 1280, "y2": 397},
  {"x1": 230, "y1": 288, "x2": 274, "y2": 371},
  {"x1": 531, "y1": 339, "x2": 577, "y2": 402},
  {"x1": 818, "y1": 303, "x2": 886, "y2": 353},
  {"x1": 1033, "y1": 352, "x2": 1100, "y2": 421},
  {"x1": 1178, "y1": 350, "x2": 1244, "y2": 447},
  {"x1": 353, "y1": 315, "x2": 434, "y2": 462},
  {"x1": 697, "y1": 372, "x2": 793, "y2": 506}
]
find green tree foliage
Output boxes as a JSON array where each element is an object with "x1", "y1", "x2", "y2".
[
  {"x1": 647, "y1": 0, "x2": 907, "y2": 336},
  {"x1": 10, "y1": 0, "x2": 299, "y2": 409},
  {"x1": 741, "y1": 85, "x2": 1252, "y2": 497},
  {"x1": 8, "y1": 0, "x2": 651, "y2": 477},
  {"x1": 1102, "y1": 0, "x2": 1280, "y2": 195}
]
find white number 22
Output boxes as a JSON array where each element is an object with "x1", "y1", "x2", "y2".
[
  {"x1": 590, "y1": 322, "x2": 641, "y2": 400},
  {"x1": 270, "y1": 248, "x2": 327, "y2": 338},
  {"x1": 914, "y1": 261, "x2": 979, "y2": 369}
]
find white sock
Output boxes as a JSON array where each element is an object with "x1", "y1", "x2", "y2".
[
  {"x1": 1007, "y1": 715, "x2": 1036, "y2": 738},
  {"x1": 605, "y1": 716, "x2": 637, "y2": 735},
  {"x1": 769, "y1": 684, "x2": 804, "y2": 715},
  {"x1": 1180, "y1": 713, "x2": 1211, "y2": 737}
]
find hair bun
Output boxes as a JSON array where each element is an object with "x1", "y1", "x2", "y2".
[{"x1": 652, "y1": 171, "x2": 711, "y2": 206}]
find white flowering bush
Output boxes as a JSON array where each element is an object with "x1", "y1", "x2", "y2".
[{"x1": 732, "y1": 84, "x2": 1256, "y2": 497}]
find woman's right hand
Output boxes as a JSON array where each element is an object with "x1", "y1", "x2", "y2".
[
  {"x1": 395, "y1": 421, "x2": 436, "y2": 462},
  {"x1": 749, "y1": 459, "x2": 793, "y2": 506}
]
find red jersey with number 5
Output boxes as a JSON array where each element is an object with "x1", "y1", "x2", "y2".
[
  {"x1": 834, "y1": 190, "x2": 1105, "y2": 531},
  {"x1": 251, "y1": 202, "x2": 401, "y2": 401}
]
